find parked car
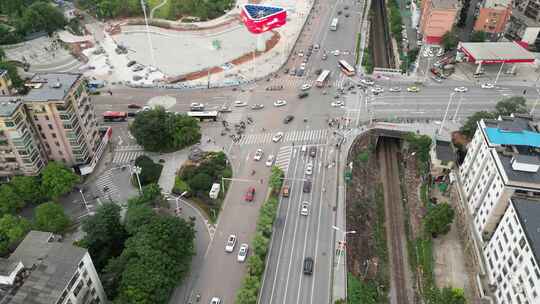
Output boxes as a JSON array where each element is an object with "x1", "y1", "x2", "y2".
[
  {"x1": 237, "y1": 244, "x2": 249, "y2": 262},
  {"x1": 127, "y1": 112, "x2": 137, "y2": 117},
  {"x1": 274, "y1": 100, "x2": 287, "y2": 107},
  {"x1": 298, "y1": 92, "x2": 309, "y2": 99},
  {"x1": 190, "y1": 102, "x2": 204, "y2": 111},
  {"x1": 210, "y1": 297, "x2": 222, "y2": 304},
  {"x1": 254, "y1": 149, "x2": 263, "y2": 161},
  {"x1": 266, "y1": 154, "x2": 275, "y2": 166},
  {"x1": 305, "y1": 163, "x2": 313, "y2": 175},
  {"x1": 225, "y1": 234, "x2": 237, "y2": 252},
  {"x1": 454, "y1": 86, "x2": 468, "y2": 92},
  {"x1": 283, "y1": 115, "x2": 295, "y2": 124},
  {"x1": 126, "y1": 60, "x2": 137, "y2": 67}
]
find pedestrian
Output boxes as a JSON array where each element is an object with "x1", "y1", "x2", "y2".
[{"x1": 108, "y1": 90, "x2": 113, "y2": 96}]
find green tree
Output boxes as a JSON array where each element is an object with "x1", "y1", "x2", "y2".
[
  {"x1": 0, "y1": 47, "x2": 5, "y2": 61},
  {"x1": 34, "y1": 202, "x2": 70, "y2": 233},
  {"x1": 460, "y1": 111, "x2": 497, "y2": 138},
  {"x1": 441, "y1": 31, "x2": 458, "y2": 50},
  {"x1": 427, "y1": 287, "x2": 466, "y2": 304},
  {"x1": 130, "y1": 107, "x2": 201, "y2": 152},
  {"x1": 188, "y1": 172, "x2": 213, "y2": 193},
  {"x1": 0, "y1": 184, "x2": 24, "y2": 215},
  {"x1": 269, "y1": 166, "x2": 284, "y2": 191},
  {"x1": 470, "y1": 31, "x2": 487, "y2": 42},
  {"x1": 128, "y1": 183, "x2": 164, "y2": 208},
  {"x1": 424, "y1": 202, "x2": 455, "y2": 237},
  {"x1": 81, "y1": 203, "x2": 127, "y2": 271},
  {"x1": 10, "y1": 175, "x2": 41, "y2": 204},
  {"x1": 0, "y1": 62, "x2": 23, "y2": 89},
  {"x1": 0, "y1": 214, "x2": 31, "y2": 254},
  {"x1": 247, "y1": 255, "x2": 264, "y2": 277},
  {"x1": 235, "y1": 275, "x2": 260, "y2": 304},
  {"x1": 101, "y1": 255, "x2": 128, "y2": 299},
  {"x1": 252, "y1": 232, "x2": 269, "y2": 258},
  {"x1": 125, "y1": 205, "x2": 156, "y2": 235},
  {"x1": 404, "y1": 133, "x2": 432, "y2": 163},
  {"x1": 134, "y1": 155, "x2": 163, "y2": 185},
  {"x1": 348, "y1": 273, "x2": 378, "y2": 304},
  {"x1": 40, "y1": 161, "x2": 80, "y2": 199},
  {"x1": 19, "y1": 2, "x2": 66, "y2": 35},
  {"x1": 495, "y1": 96, "x2": 528, "y2": 116}
]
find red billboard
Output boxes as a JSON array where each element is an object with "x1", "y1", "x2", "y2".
[{"x1": 241, "y1": 4, "x2": 287, "y2": 34}]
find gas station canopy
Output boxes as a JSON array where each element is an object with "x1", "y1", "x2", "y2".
[{"x1": 458, "y1": 42, "x2": 536, "y2": 64}]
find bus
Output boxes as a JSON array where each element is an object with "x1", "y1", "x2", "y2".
[
  {"x1": 186, "y1": 111, "x2": 219, "y2": 121},
  {"x1": 103, "y1": 111, "x2": 127, "y2": 122},
  {"x1": 330, "y1": 18, "x2": 338, "y2": 31},
  {"x1": 316, "y1": 70, "x2": 331, "y2": 87},
  {"x1": 338, "y1": 60, "x2": 355, "y2": 76}
]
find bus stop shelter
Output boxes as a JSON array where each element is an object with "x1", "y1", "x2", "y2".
[{"x1": 458, "y1": 42, "x2": 535, "y2": 74}]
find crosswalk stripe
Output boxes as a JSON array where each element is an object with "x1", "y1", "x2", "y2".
[{"x1": 237, "y1": 129, "x2": 330, "y2": 145}]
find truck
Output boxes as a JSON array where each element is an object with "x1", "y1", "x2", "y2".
[{"x1": 209, "y1": 183, "x2": 220, "y2": 199}]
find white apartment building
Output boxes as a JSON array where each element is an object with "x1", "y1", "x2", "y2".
[
  {"x1": 483, "y1": 197, "x2": 540, "y2": 304},
  {"x1": 460, "y1": 114, "x2": 540, "y2": 241},
  {"x1": 0, "y1": 231, "x2": 107, "y2": 304}
]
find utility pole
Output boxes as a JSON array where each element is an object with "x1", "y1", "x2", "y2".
[
  {"x1": 140, "y1": 0, "x2": 157, "y2": 67},
  {"x1": 439, "y1": 92, "x2": 456, "y2": 136}
]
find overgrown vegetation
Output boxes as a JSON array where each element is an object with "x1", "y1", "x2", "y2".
[
  {"x1": 78, "y1": 0, "x2": 234, "y2": 21},
  {"x1": 460, "y1": 96, "x2": 528, "y2": 138},
  {"x1": 355, "y1": 33, "x2": 362, "y2": 65},
  {"x1": 235, "y1": 167, "x2": 283, "y2": 304},
  {"x1": 387, "y1": 0, "x2": 403, "y2": 43},
  {"x1": 404, "y1": 133, "x2": 432, "y2": 174},
  {"x1": 174, "y1": 151, "x2": 231, "y2": 221},
  {"x1": 424, "y1": 202, "x2": 455, "y2": 237},
  {"x1": 441, "y1": 30, "x2": 459, "y2": 51},
  {"x1": 362, "y1": 47, "x2": 374, "y2": 74},
  {"x1": 81, "y1": 184, "x2": 196, "y2": 303},
  {"x1": 347, "y1": 272, "x2": 380, "y2": 304},
  {"x1": 134, "y1": 155, "x2": 163, "y2": 186}
]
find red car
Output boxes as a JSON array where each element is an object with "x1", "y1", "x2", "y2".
[{"x1": 244, "y1": 187, "x2": 255, "y2": 202}]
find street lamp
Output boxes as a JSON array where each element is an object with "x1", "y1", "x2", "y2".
[
  {"x1": 452, "y1": 94, "x2": 464, "y2": 123},
  {"x1": 140, "y1": 0, "x2": 157, "y2": 68},
  {"x1": 332, "y1": 226, "x2": 356, "y2": 267},
  {"x1": 130, "y1": 165, "x2": 143, "y2": 194},
  {"x1": 438, "y1": 92, "x2": 456, "y2": 136},
  {"x1": 79, "y1": 188, "x2": 91, "y2": 214}
]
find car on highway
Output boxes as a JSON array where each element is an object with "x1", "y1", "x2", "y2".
[
  {"x1": 218, "y1": 105, "x2": 232, "y2": 112},
  {"x1": 266, "y1": 154, "x2": 275, "y2": 167},
  {"x1": 314, "y1": 44, "x2": 320, "y2": 51},
  {"x1": 301, "y1": 83, "x2": 312, "y2": 91},
  {"x1": 360, "y1": 78, "x2": 375, "y2": 86},
  {"x1": 331, "y1": 100, "x2": 345, "y2": 107},
  {"x1": 283, "y1": 115, "x2": 295, "y2": 124},
  {"x1": 128, "y1": 104, "x2": 141, "y2": 109},
  {"x1": 297, "y1": 50, "x2": 304, "y2": 57},
  {"x1": 305, "y1": 163, "x2": 313, "y2": 175},
  {"x1": 301, "y1": 145, "x2": 307, "y2": 154},
  {"x1": 454, "y1": 86, "x2": 468, "y2": 92},
  {"x1": 272, "y1": 132, "x2": 284, "y2": 142},
  {"x1": 371, "y1": 87, "x2": 384, "y2": 94},
  {"x1": 407, "y1": 86, "x2": 420, "y2": 92},
  {"x1": 282, "y1": 184, "x2": 290, "y2": 197},
  {"x1": 210, "y1": 297, "x2": 222, "y2": 304},
  {"x1": 225, "y1": 234, "x2": 237, "y2": 253},
  {"x1": 244, "y1": 187, "x2": 255, "y2": 202},
  {"x1": 126, "y1": 60, "x2": 137, "y2": 67},
  {"x1": 389, "y1": 87, "x2": 401, "y2": 92},
  {"x1": 132, "y1": 64, "x2": 144, "y2": 72},
  {"x1": 303, "y1": 257, "x2": 314, "y2": 275},
  {"x1": 481, "y1": 83, "x2": 495, "y2": 89},
  {"x1": 300, "y1": 202, "x2": 309, "y2": 216},
  {"x1": 321, "y1": 53, "x2": 327, "y2": 60},
  {"x1": 254, "y1": 149, "x2": 263, "y2": 161},
  {"x1": 127, "y1": 112, "x2": 137, "y2": 117},
  {"x1": 303, "y1": 180, "x2": 312, "y2": 193},
  {"x1": 274, "y1": 100, "x2": 287, "y2": 107},
  {"x1": 431, "y1": 76, "x2": 443, "y2": 83},
  {"x1": 251, "y1": 104, "x2": 264, "y2": 110},
  {"x1": 234, "y1": 100, "x2": 248, "y2": 107},
  {"x1": 298, "y1": 92, "x2": 309, "y2": 99},
  {"x1": 237, "y1": 244, "x2": 249, "y2": 262},
  {"x1": 190, "y1": 102, "x2": 205, "y2": 111},
  {"x1": 309, "y1": 146, "x2": 317, "y2": 157},
  {"x1": 333, "y1": 50, "x2": 340, "y2": 56}
]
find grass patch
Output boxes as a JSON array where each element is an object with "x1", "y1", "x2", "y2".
[
  {"x1": 374, "y1": 184, "x2": 389, "y2": 290},
  {"x1": 362, "y1": 47, "x2": 374, "y2": 74},
  {"x1": 355, "y1": 33, "x2": 362, "y2": 65}
]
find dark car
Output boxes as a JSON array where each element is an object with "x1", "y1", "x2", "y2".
[
  {"x1": 296, "y1": 69, "x2": 305, "y2": 77},
  {"x1": 303, "y1": 257, "x2": 314, "y2": 275},
  {"x1": 128, "y1": 104, "x2": 142, "y2": 109},
  {"x1": 303, "y1": 180, "x2": 312, "y2": 193},
  {"x1": 283, "y1": 115, "x2": 294, "y2": 124},
  {"x1": 309, "y1": 146, "x2": 317, "y2": 157},
  {"x1": 127, "y1": 60, "x2": 137, "y2": 67},
  {"x1": 127, "y1": 112, "x2": 137, "y2": 117},
  {"x1": 298, "y1": 92, "x2": 309, "y2": 99}
]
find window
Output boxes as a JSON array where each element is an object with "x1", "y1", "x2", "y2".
[
  {"x1": 67, "y1": 272, "x2": 80, "y2": 291},
  {"x1": 73, "y1": 280, "x2": 84, "y2": 296},
  {"x1": 45, "y1": 142, "x2": 50, "y2": 149},
  {"x1": 87, "y1": 278, "x2": 92, "y2": 286},
  {"x1": 48, "y1": 124, "x2": 53, "y2": 130},
  {"x1": 4, "y1": 121, "x2": 14, "y2": 127},
  {"x1": 33, "y1": 115, "x2": 38, "y2": 121},
  {"x1": 519, "y1": 237, "x2": 526, "y2": 248},
  {"x1": 55, "y1": 141, "x2": 60, "y2": 147},
  {"x1": 79, "y1": 261, "x2": 84, "y2": 269},
  {"x1": 37, "y1": 125, "x2": 42, "y2": 131},
  {"x1": 52, "y1": 133, "x2": 56, "y2": 138},
  {"x1": 58, "y1": 150, "x2": 63, "y2": 156},
  {"x1": 41, "y1": 133, "x2": 46, "y2": 140},
  {"x1": 45, "y1": 115, "x2": 49, "y2": 121}
]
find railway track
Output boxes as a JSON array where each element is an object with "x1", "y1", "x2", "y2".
[
  {"x1": 370, "y1": 0, "x2": 394, "y2": 68},
  {"x1": 379, "y1": 139, "x2": 408, "y2": 304}
]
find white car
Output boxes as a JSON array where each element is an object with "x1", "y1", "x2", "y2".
[
  {"x1": 301, "y1": 84, "x2": 312, "y2": 91},
  {"x1": 272, "y1": 132, "x2": 284, "y2": 142},
  {"x1": 210, "y1": 297, "x2": 221, "y2": 304},
  {"x1": 266, "y1": 154, "x2": 275, "y2": 167},
  {"x1": 371, "y1": 87, "x2": 384, "y2": 94},
  {"x1": 142, "y1": 106, "x2": 151, "y2": 111},
  {"x1": 274, "y1": 100, "x2": 287, "y2": 107},
  {"x1": 237, "y1": 243, "x2": 249, "y2": 262},
  {"x1": 301, "y1": 145, "x2": 307, "y2": 153},
  {"x1": 254, "y1": 149, "x2": 263, "y2": 161},
  {"x1": 360, "y1": 78, "x2": 374, "y2": 86},
  {"x1": 300, "y1": 62, "x2": 307, "y2": 69},
  {"x1": 454, "y1": 87, "x2": 468, "y2": 92},
  {"x1": 333, "y1": 50, "x2": 340, "y2": 56},
  {"x1": 300, "y1": 202, "x2": 309, "y2": 216},
  {"x1": 389, "y1": 87, "x2": 401, "y2": 92},
  {"x1": 481, "y1": 83, "x2": 495, "y2": 89},
  {"x1": 331, "y1": 101, "x2": 345, "y2": 107},
  {"x1": 305, "y1": 163, "x2": 313, "y2": 175},
  {"x1": 234, "y1": 100, "x2": 248, "y2": 107},
  {"x1": 225, "y1": 234, "x2": 237, "y2": 253}
]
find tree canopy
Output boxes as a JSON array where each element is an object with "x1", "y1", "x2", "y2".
[
  {"x1": 0, "y1": 214, "x2": 31, "y2": 254},
  {"x1": 10, "y1": 175, "x2": 42, "y2": 204},
  {"x1": 495, "y1": 96, "x2": 527, "y2": 116},
  {"x1": 441, "y1": 31, "x2": 458, "y2": 51},
  {"x1": 40, "y1": 161, "x2": 80, "y2": 199},
  {"x1": 0, "y1": 184, "x2": 24, "y2": 215},
  {"x1": 424, "y1": 202, "x2": 455, "y2": 237},
  {"x1": 134, "y1": 155, "x2": 163, "y2": 186},
  {"x1": 130, "y1": 107, "x2": 201, "y2": 152},
  {"x1": 34, "y1": 202, "x2": 70, "y2": 233},
  {"x1": 470, "y1": 31, "x2": 487, "y2": 42}
]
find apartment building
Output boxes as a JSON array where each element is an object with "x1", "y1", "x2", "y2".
[
  {"x1": 0, "y1": 69, "x2": 13, "y2": 95},
  {"x1": 419, "y1": 0, "x2": 460, "y2": 44},
  {"x1": 0, "y1": 73, "x2": 106, "y2": 180},
  {"x1": 473, "y1": 0, "x2": 511, "y2": 37},
  {"x1": 0, "y1": 96, "x2": 47, "y2": 180},
  {"x1": 506, "y1": 0, "x2": 540, "y2": 49},
  {"x1": 0, "y1": 231, "x2": 106, "y2": 304},
  {"x1": 483, "y1": 197, "x2": 540, "y2": 304},
  {"x1": 460, "y1": 114, "x2": 540, "y2": 241}
]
